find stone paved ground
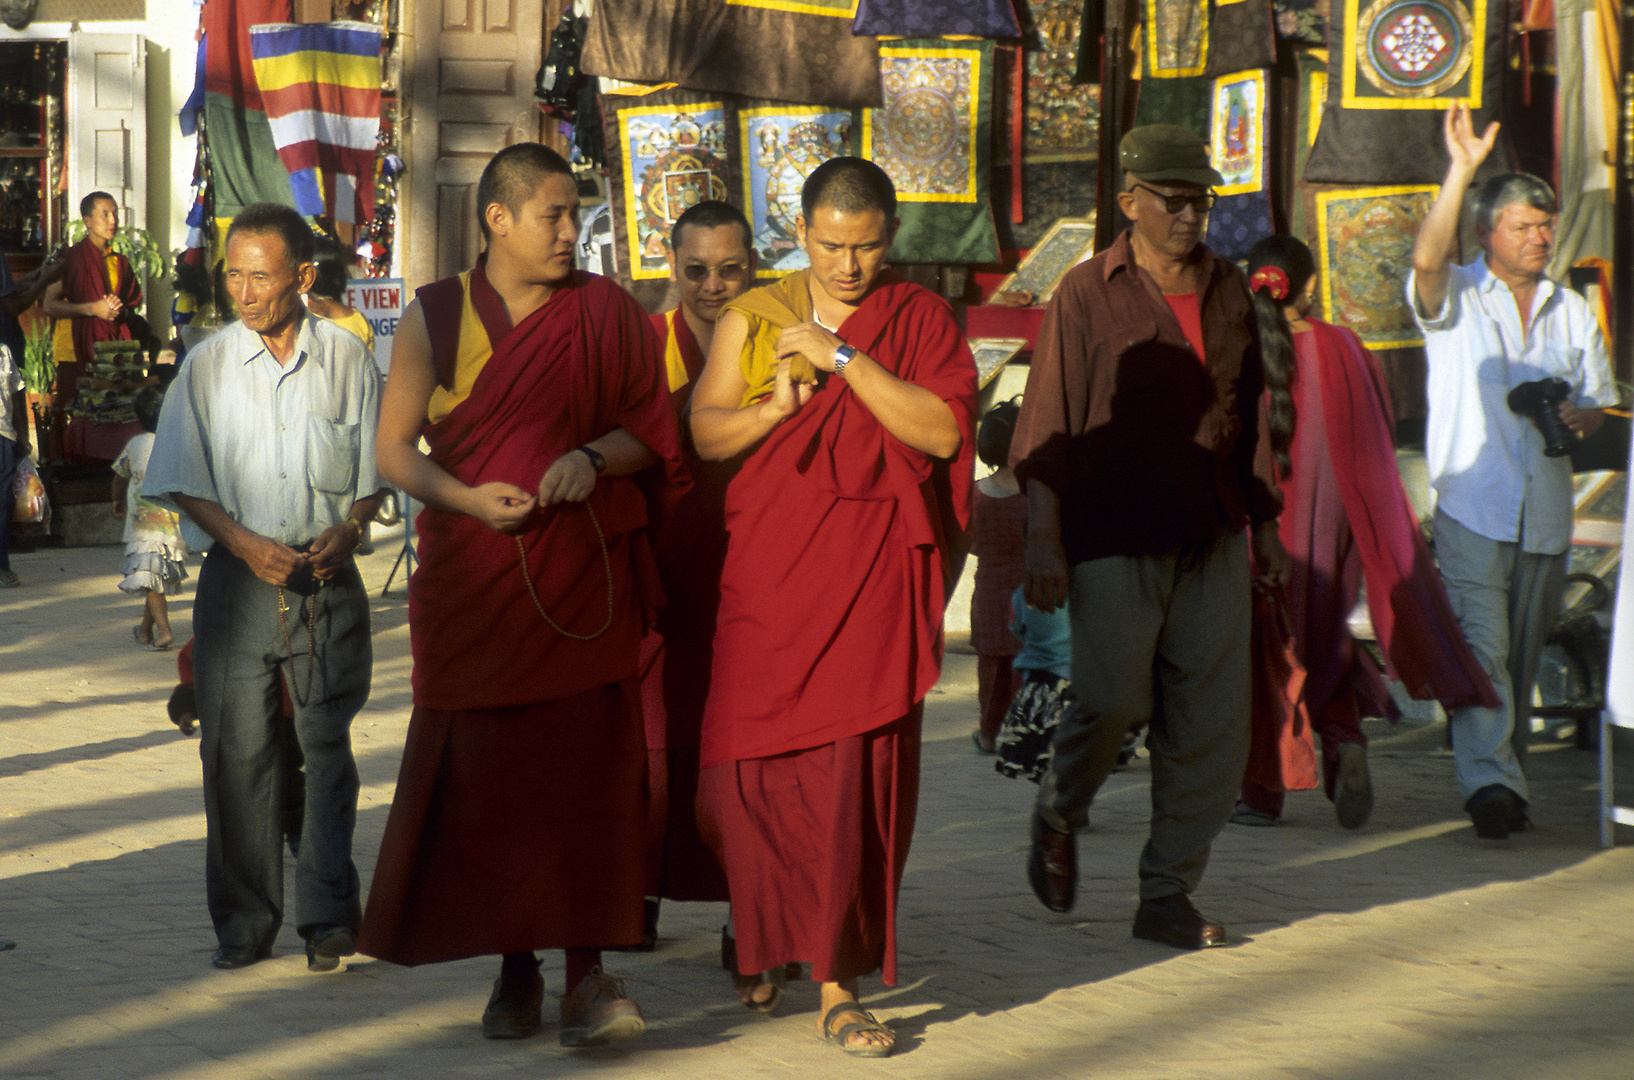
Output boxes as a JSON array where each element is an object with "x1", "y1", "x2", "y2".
[{"x1": 2, "y1": 542, "x2": 1632, "y2": 1080}]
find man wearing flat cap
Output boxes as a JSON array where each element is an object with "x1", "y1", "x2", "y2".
[{"x1": 1009, "y1": 124, "x2": 1287, "y2": 948}]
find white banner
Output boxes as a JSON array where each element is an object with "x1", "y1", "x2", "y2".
[{"x1": 343, "y1": 278, "x2": 405, "y2": 374}]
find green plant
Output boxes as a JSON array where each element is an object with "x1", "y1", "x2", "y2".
[{"x1": 20, "y1": 318, "x2": 54, "y2": 396}]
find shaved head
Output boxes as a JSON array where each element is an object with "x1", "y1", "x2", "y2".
[
  {"x1": 476, "y1": 143, "x2": 574, "y2": 242},
  {"x1": 800, "y1": 157, "x2": 897, "y2": 222}
]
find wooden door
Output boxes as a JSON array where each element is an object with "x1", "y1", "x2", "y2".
[
  {"x1": 403, "y1": 0, "x2": 549, "y2": 287},
  {"x1": 67, "y1": 33, "x2": 146, "y2": 230}
]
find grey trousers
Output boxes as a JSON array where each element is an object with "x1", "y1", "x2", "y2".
[
  {"x1": 195, "y1": 547, "x2": 370, "y2": 953},
  {"x1": 1037, "y1": 531, "x2": 1251, "y2": 900},
  {"x1": 1432, "y1": 509, "x2": 1566, "y2": 805}
]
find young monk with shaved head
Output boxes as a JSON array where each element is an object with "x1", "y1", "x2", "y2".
[
  {"x1": 690, "y1": 157, "x2": 977, "y2": 1058},
  {"x1": 358, "y1": 143, "x2": 682, "y2": 1047}
]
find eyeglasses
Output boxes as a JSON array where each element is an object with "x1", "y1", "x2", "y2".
[
  {"x1": 1130, "y1": 183, "x2": 1215, "y2": 215},
  {"x1": 682, "y1": 262, "x2": 749, "y2": 284}
]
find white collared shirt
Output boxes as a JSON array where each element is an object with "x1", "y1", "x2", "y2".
[
  {"x1": 143, "y1": 313, "x2": 382, "y2": 552},
  {"x1": 1409, "y1": 259, "x2": 1615, "y2": 554}
]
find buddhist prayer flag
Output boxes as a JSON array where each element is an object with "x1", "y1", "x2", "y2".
[{"x1": 249, "y1": 21, "x2": 383, "y2": 223}]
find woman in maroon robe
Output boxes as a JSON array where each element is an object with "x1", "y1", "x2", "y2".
[{"x1": 1236, "y1": 236, "x2": 1497, "y2": 828}]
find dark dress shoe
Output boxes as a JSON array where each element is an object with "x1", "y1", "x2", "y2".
[
  {"x1": 305, "y1": 926, "x2": 356, "y2": 972},
  {"x1": 211, "y1": 944, "x2": 267, "y2": 969},
  {"x1": 1466, "y1": 784, "x2": 1528, "y2": 840},
  {"x1": 1027, "y1": 810, "x2": 1076, "y2": 913},
  {"x1": 1132, "y1": 894, "x2": 1225, "y2": 949},
  {"x1": 482, "y1": 962, "x2": 544, "y2": 1039}
]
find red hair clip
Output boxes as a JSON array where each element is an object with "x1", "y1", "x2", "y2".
[{"x1": 1250, "y1": 265, "x2": 1290, "y2": 302}]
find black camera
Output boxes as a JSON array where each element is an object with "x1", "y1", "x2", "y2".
[{"x1": 1506, "y1": 377, "x2": 1576, "y2": 458}]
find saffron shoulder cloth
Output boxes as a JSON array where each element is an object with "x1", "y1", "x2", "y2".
[
  {"x1": 1307, "y1": 317, "x2": 1498, "y2": 710},
  {"x1": 410, "y1": 266, "x2": 683, "y2": 711},
  {"x1": 62, "y1": 237, "x2": 142, "y2": 364},
  {"x1": 701, "y1": 271, "x2": 977, "y2": 766}
]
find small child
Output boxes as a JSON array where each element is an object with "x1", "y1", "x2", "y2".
[
  {"x1": 112, "y1": 386, "x2": 188, "y2": 649},
  {"x1": 994, "y1": 583, "x2": 1074, "y2": 781},
  {"x1": 968, "y1": 400, "x2": 1026, "y2": 753}
]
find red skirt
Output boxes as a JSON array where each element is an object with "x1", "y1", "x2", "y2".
[
  {"x1": 358, "y1": 681, "x2": 647, "y2": 965},
  {"x1": 697, "y1": 708, "x2": 921, "y2": 986}
]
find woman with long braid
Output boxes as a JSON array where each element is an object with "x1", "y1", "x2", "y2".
[{"x1": 1234, "y1": 235, "x2": 1497, "y2": 829}]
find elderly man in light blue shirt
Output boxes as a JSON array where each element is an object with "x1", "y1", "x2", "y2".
[
  {"x1": 1409, "y1": 105, "x2": 1616, "y2": 840},
  {"x1": 145, "y1": 203, "x2": 384, "y2": 971}
]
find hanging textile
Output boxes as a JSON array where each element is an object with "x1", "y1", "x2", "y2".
[
  {"x1": 1304, "y1": 0, "x2": 1507, "y2": 184},
  {"x1": 1313, "y1": 186, "x2": 1437, "y2": 350},
  {"x1": 739, "y1": 105, "x2": 855, "y2": 277},
  {"x1": 201, "y1": 0, "x2": 298, "y2": 217},
  {"x1": 1274, "y1": 0, "x2": 1330, "y2": 43},
  {"x1": 1206, "y1": 0, "x2": 1276, "y2": 77},
  {"x1": 858, "y1": 37, "x2": 1000, "y2": 264},
  {"x1": 1547, "y1": 0, "x2": 1617, "y2": 275},
  {"x1": 581, "y1": 0, "x2": 882, "y2": 109},
  {"x1": 1144, "y1": 0, "x2": 1209, "y2": 77},
  {"x1": 852, "y1": 0, "x2": 1020, "y2": 37},
  {"x1": 1205, "y1": 69, "x2": 1273, "y2": 262},
  {"x1": 249, "y1": 22, "x2": 383, "y2": 224},
  {"x1": 600, "y1": 88, "x2": 744, "y2": 309},
  {"x1": 1133, "y1": 75, "x2": 1210, "y2": 135}
]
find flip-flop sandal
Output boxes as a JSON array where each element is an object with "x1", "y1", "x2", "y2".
[
  {"x1": 821, "y1": 1001, "x2": 894, "y2": 1058},
  {"x1": 132, "y1": 624, "x2": 153, "y2": 646},
  {"x1": 734, "y1": 973, "x2": 784, "y2": 1013}
]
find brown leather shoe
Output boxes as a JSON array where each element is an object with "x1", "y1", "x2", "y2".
[
  {"x1": 1132, "y1": 894, "x2": 1225, "y2": 949},
  {"x1": 560, "y1": 966, "x2": 645, "y2": 1047},
  {"x1": 1027, "y1": 810, "x2": 1076, "y2": 912}
]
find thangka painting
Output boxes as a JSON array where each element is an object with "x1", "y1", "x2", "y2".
[
  {"x1": 865, "y1": 46, "x2": 981, "y2": 203},
  {"x1": 1025, "y1": 0, "x2": 1098, "y2": 158},
  {"x1": 1341, "y1": 0, "x2": 1485, "y2": 109},
  {"x1": 860, "y1": 38, "x2": 999, "y2": 264},
  {"x1": 1315, "y1": 186, "x2": 1437, "y2": 349},
  {"x1": 740, "y1": 107, "x2": 853, "y2": 277},
  {"x1": 615, "y1": 101, "x2": 733, "y2": 280},
  {"x1": 1145, "y1": 0, "x2": 1209, "y2": 78},
  {"x1": 1211, "y1": 70, "x2": 1267, "y2": 196}
]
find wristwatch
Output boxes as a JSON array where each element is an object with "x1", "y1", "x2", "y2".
[
  {"x1": 576, "y1": 444, "x2": 607, "y2": 473},
  {"x1": 832, "y1": 343, "x2": 857, "y2": 377}
]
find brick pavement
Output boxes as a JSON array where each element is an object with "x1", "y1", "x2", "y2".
[{"x1": 2, "y1": 542, "x2": 1632, "y2": 1080}]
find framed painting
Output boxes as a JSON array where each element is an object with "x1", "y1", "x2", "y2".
[
  {"x1": 739, "y1": 106, "x2": 853, "y2": 277},
  {"x1": 1314, "y1": 185, "x2": 1435, "y2": 349},
  {"x1": 969, "y1": 338, "x2": 1028, "y2": 388},
  {"x1": 996, "y1": 215, "x2": 1096, "y2": 303}
]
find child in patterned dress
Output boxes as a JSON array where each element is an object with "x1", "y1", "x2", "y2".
[{"x1": 112, "y1": 386, "x2": 188, "y2": 649}]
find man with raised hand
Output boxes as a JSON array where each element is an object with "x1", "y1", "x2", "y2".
[
  {"x1": 1011, "y1": 124, "x2": 1286, "y2": 951},
  {"x1": 690, "y1": 157, "x2": 976, "y2": 1059},
  {"x1": 143, "y1": 202, "x2": 383, "y2": 974},
  {"x1": 357, "y1": 143, "x2": 682, "y2": 1048},
  {"x1": 1409, "y1": 104, "x2": 1615, "y2": 839}
]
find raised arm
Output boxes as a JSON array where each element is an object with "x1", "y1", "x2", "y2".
[
  {"x1": 689, "y1": 309, "x2": 814, "y2": 461},
  {"x1": 1412, "y1": 104, "x2": 1499, "y2": 316},
  {"x1": 375, "y1": 298, "x2": 537, "y2": 532},
  {"x1": 776, "y1": 322, "x2": 962, "y2": 459}
]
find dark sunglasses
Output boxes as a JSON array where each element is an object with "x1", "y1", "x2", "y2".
[
  {"x1": 682, "y1": 262, "x2": 749, "y2": 283},
  {"x1": 1130, "y1": 183, "x2": 1215, "y2": 214}
]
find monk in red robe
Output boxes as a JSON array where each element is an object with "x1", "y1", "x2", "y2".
[
  {"x1": 634, "y1": 202, "x2": 756, "y2": 974},
  {"x1": 357, "y1": 144, "x2": 682, "y2": 1048},
  {"x1": 690, "y1": 158, "x2": 977, "y2": 1058},
  {"x1": 42, "y1": 191, "x2": 145, "y2": 415}
]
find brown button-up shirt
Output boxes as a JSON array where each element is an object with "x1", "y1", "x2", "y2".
[{"x1": 1010, "y1": 230, "x2": 1281, "y2": 564}]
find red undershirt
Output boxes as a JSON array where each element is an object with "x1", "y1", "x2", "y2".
[{"x1": 1164, "y1": 292, "x2": 1206, "y2": 362}]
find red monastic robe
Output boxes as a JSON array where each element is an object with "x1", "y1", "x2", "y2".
[
  {"x1": 698, "y1": 271, "x2": 977, "y2": 985},
  {"x1": 359, "y1": 266, "x2": 683, "y2": 965},
  {"x1": 62, "y1": 235, "x2": 142, "y2": 367},
  {"x1": 1245, "y1": 319, "x2": 1499, "y2": 799},
  {"x1": 637, "y1": 307, "x2": 732, "y2": 902}
]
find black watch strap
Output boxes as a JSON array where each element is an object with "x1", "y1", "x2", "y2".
[{"x1": 576, "y1": 444, "x2": 607, "y2": 473}]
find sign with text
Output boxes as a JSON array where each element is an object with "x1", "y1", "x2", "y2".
[{"x1": 343, "y1": 278, "x2": 405, "y2": 373}]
